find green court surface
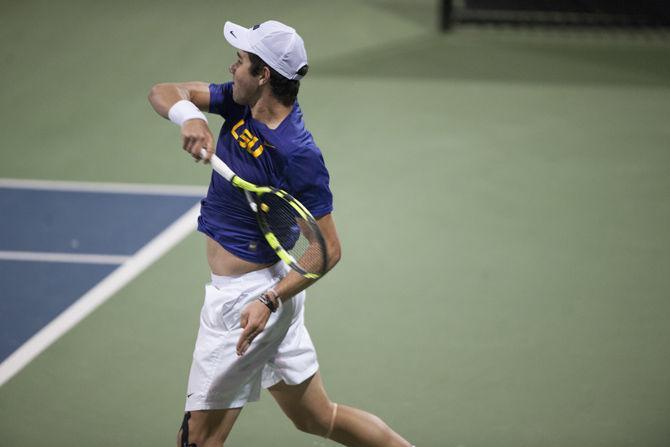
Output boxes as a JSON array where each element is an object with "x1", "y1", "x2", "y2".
[{"x1": 2, "y1": 0, "x2": 670, "y2": 446}]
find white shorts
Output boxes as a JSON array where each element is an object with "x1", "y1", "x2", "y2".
[{"x1": 185, "y1": 263, "x2": 319, "y2": 411}]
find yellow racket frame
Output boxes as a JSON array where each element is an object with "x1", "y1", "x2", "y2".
[{"x1": 203, "y1": 150, "x2": 327, "y2": 279}]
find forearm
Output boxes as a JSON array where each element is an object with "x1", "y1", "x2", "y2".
[
  {"x1": 148, "y1": 81, "x2": 210, "y2": 119},
  {"x1": 148, "y1": 81, "x2": 214, "y2": 160},
  {"x1": 273, "y1": 239, "x2": 341, "y2": 303},
  {"x1": 274, "y1": 271, "x2": 316, "y2": 304},
  {"x1": 148, "y1": 83, "x2": 191, "y2": 118}
]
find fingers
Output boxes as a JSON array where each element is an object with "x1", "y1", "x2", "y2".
[
  {"x1": 237, "y1": 323, "x2": 261, "y2": 357},
  {"x1": 203, "y1": 135, "x2": 214, "y2": 164},
  {"x1": 181, "y1": 119, "x2": 213, "y2": 162},
  {"x1": 236, "y1": 302, "x2": 270, "y2": 356},
  {"x1": 237, "y1": 309, "x2": 253, "y2": 356},
  {"x1": 237, "y1": 330, "x2": 257, "y2": 356}
]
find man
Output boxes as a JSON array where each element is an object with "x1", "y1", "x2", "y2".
[{"x1": 149, "y1": 20, "x2": 413, "y2": 447}]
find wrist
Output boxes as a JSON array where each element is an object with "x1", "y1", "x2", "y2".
[
  {"x1": 168, "y1": 100, "x2": 207, "y2": 126},
  {"x1": 257, "y1": 288, "x2": 281, "y2": 313},
  {"x1": 265, "y1": 288, "x2": 280, "y2": 304},
  {"x1": 257, "y1": 291, "x2": 279, "y2": 313}
]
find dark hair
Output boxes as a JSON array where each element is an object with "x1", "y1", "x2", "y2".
[{"x1": 248, "y1": 52, "x2": 308, "y2": 107}]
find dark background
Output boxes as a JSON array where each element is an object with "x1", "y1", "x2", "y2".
[{"x1": 448, "y1": 0, "x2": 670, "y2": 26}]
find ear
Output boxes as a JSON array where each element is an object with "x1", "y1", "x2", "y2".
[{"x1": 258, "y1": 66, "x2": 271, "y2": 86}]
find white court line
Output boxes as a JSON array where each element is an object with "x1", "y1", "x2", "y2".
[
  {"x1": 0, "y1": 251, "x2": 130, "y2": 265},
  {"x1": 0, "y1": 178, "x2": 206, "y2": 196},
  {"x1": 0, "y1": 203, "x2": 201, "y2": 387}
]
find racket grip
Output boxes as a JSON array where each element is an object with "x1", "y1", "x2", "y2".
[{"x1": 200, "y1": 148, "x2": 235, "y2": 182}]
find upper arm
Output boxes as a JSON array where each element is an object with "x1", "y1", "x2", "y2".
[
  {"x1": 284, "y1": 146, "x2": 333, "y2": 218},
  {"x1": 315, "y1": 213, "x2": 341, "y2": 266}
]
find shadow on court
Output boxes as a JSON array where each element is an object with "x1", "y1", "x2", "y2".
[{"x1": 313, "y1": 30, "x2": 670, "y2": 88}]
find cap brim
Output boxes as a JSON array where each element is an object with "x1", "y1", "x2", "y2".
[{"x1": 223, "y1": 21, "x2": 253, "y2": 52}]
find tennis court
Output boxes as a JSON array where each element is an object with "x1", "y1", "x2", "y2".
[{"x1": 1, "y1": 1, "x2": 669, "y2": 446}]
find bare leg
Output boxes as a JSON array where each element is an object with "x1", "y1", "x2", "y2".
[
  {"x1": 176, "y1": 407, "x2": 242, "y2": 447},
  {"x1": 269, "y1": 371, "x2": 412, "y2": 447}
]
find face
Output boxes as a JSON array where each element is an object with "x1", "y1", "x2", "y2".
[{"x1": 229, "y1": 50, "x2": 262, "y2": 105}]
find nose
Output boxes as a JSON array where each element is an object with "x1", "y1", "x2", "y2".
[{"x1": 229, "y1": 64, "x2": 235, "y2": 75}]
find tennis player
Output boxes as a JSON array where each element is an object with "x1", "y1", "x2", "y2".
[{"x1": 149, "y1": 20, "x2": 413, "y2": 447}]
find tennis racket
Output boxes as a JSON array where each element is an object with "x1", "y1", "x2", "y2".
[{"x1": 199, "y1": 148, "x2": 328, "y2": 279}]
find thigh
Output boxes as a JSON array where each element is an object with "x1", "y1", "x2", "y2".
[
  {"x1": 186, "y1": 280, "x2": 295, "y2": 410},
  {"x1": 261, "y1": 292, "x2": 319, "y2": 390},
  {"x1": 268, "y1": 371, "x2": 334, "y2": 428}
]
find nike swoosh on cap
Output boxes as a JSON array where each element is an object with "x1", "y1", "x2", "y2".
[{"x1": 229, "y1": 30, "x2": 236, "y2": 38}]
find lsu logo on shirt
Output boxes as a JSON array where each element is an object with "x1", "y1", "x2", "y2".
[{"x1": 231, "y1": 119, "x2": 264, "y2": 158}]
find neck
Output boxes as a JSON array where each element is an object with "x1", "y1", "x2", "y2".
[{"x1": 250, "y1": 91, "x2": 292, "y2": 130}]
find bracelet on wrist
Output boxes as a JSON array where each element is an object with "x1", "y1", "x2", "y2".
[
  {"x1": 258, "y1": 291, "x2": 278, "y2": 313},
  {"x1": 265, "y1": 288, "x2": 280, "y2": 304}
]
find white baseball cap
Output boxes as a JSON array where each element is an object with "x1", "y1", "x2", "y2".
[{"x1": 223, "y1": 20, "x2": 308, "y2": 80}]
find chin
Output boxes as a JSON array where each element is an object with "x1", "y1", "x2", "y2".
[{"x1": 231, "y1": 87, "x2": 246, "y2": 105}]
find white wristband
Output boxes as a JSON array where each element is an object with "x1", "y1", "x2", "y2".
[{"x1": 168, "y1": 100, "x2": 208, "y2": 126}]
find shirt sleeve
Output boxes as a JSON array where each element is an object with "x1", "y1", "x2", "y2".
[
  {"x1": 283, "y1": 145, "x2": 334, "y2": 218},
  {"x1": 208, "y1": 82, "x2": 244, "y2": 119}
]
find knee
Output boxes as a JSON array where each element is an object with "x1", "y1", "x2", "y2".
[
  {"x1": 177, "y1": 428, "x2": 224, "y2": 447},
  {"x1": 177, "y1": 413, "x2": 224, "y2": 447},
  {"x1": 291, "y1": 402, "x2": 336, "y2": 436}
]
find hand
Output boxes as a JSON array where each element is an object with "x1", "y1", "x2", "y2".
[
  {"x1": 181, "y1": 119, "x2": 214, "y2": 163},
  {"x1": 236, "y1": 299, "x2": 272, "y2": 356}
]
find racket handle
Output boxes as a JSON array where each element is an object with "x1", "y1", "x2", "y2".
[{"x1": 200, "y1": 148, "x2": 235, "y2": 182}]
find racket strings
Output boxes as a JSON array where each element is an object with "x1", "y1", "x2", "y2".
[{"x1": 256, "y1": 193, "x2": 326, "y2": 275}]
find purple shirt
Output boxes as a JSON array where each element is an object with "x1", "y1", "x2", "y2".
[{"x1": 197, "y1": 82, "x2": 333, "y2": 263}]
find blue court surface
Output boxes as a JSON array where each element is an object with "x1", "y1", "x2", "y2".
[{"x1": 0, "y1": 184, "x2": 202, "y2": 364}]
